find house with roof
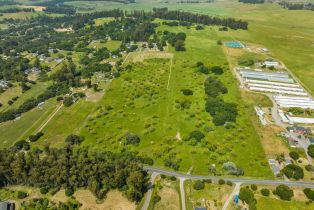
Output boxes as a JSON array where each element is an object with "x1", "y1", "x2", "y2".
[{"x1": 263, "y1": 60, "x2": 279, "y2": 68}]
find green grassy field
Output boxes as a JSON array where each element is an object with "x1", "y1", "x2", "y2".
[
  {"x1": 256, "y1": 197, "x2": 314, "y2": 210},
  {"x1": 78, "y1": 24, "x2": 272, "y2": 178}
]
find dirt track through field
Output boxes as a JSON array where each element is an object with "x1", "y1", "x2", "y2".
[
  {"x1": 166, "y1": 56, "x2": 173, "y2": 90},
  {"x1": 36, "y1": 103, "x2": 63, "y2": 132}
]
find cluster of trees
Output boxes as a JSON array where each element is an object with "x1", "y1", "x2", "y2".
[
  {"x1": 203, "y1": 76, "x2": 238, "y2": 126},
  {"x1": 44, "y1": 5, "x2": 76, "y2": 15},
  {"x1": 273, "y1": 185, "x2": 294, "y2": 201},
  {"x1": 152, "y1": 8, "x2": 248, "y2": 30},
  {"x1": 281, "y1": 164, "x2": 304, "y2": 180},
  {"x1": 238, "y1": 0, "x2": 264, "y2": 4},
  {"x1": 279, "y1": 1, "x2": 314, "y2": 11},
  {"x1": 239, "y1": 187, "x2": 257, "y2": 210},
  {"x1": 162, "y1": 31, "x2": 186, "y2": 51},
  {"x1": 162, "y1": 21, "x2": 192, "y2": 27},
  {"x1": 0, "y1": 134, "x2": 149, "y2": 202},
  {"x1": 197, "y1": 62, "x2": 224, "y2": 75},
  {"x1": 308, "y1": 145, "x2": 314, "y2": 158},
  {"x1": 0, "y1": 56, "x2": 33, "y2": 81}
]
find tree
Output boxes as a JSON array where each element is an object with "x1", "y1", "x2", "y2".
[
  {"x1": 174, "y1": 40, "x2": 185, "y2": 51},
  {"x1": 63, "y1": 97, "x2": 73, "y2": 107},
  {"x1": 251, "y1": 184, "x2": 257, "y2": 191},
  {"x1": 193, "y1": 180, "x2": 205, "y2": 190},
  {"x1": 189, "y1": 130, "x2": 205, "y2": 142},
  {"x1": 273, "y1": 185, "x2": 294, "y2": 201},
  {"x1": 181, "y1": 89, "x2": 193, "y2": 96},
  {"x1": 303, "y1": 188, "x2": 314, "y2": 201},
  {"x1": 211, "y1": 66, "x2": 224, "y2": 75},
  {"x1": 125, "y1": 133, "x2": 140, "y2": 145},
  {"x1": 65, "y1": 134, "x2": 83, "y2": 145},
  {"x1": 260, "y1": 188, "x2": 270, "y2": 196},
  {"x1": 17, "y1": 191, "x2": 28, "y2": 199},
  {"x1": 289, "y1": 151, "x2": 299, "y2": 161},
  {"x1": 308, "y1": 145, "x2": 314, "y2": 158},
  {"x1": 239, "y1": 187, "x2": 255, "y2": 204},
  {"x1": 281, "y1": 164, "x2": 304, "y2": 180},
  {"x1": 218, "y1": 179, "x2": 225, "y2": 185}
]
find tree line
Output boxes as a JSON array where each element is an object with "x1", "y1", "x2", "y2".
[
  {"x1": 279, "y1": 1, "x2": 314, "y2": 11},
  {"x1": 0, "y1": 134, "x2": 149, "y2": 202}
]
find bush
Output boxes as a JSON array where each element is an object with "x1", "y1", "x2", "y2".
[
  {"x1": 152, "y1": 195, "x2": 161, "y2": 204},
  {"x1": 125, "y1": 133, "x2": 140, "y2": 145},
  {"x1": 289, "y1": 151, "x2": 300, "y2": 160},
  {"x1": 305, "y1": 164, "x2": 314, "y2": 172},
  {"x1": 63, "y1": 96, "x2": 73, "y2": 107},
  {"x1": 227, "y1": 181, "x2": 233, "y2": 186},
  {"x1": 281, "y1": 164, "x2": 304, "y2": 180},
  {"x1": 170, "y1": 176, "x2": 177, "y2": 181},
  {"x1": 65, "y1": 134, "x2": 83, "y2": 145},
  {"x1": 17, "y1": 191, "x2": 28, "y2": 199},
  {"x1": 65, "y1": 187, "x2": 74, "y2": 197},
  {"x1": 193, "y1": 180, "x2": 205, "y2": 190},
  {"x1": 211, "y1": 66, "x2": 224, "y2": 75},
  {"x1": 218, "y1": 179, "x2": 225, "y2": 185},
  {"x1": 303, "y1": 188, "x2": 314, "y2": 201},
  {"x1": 308, "y1": 145, "x2": 314, "y2": 158},
  {"x1": 251, "y1": 184, "x2": 257, "y2": 191},
  {"x1": 273, "y1": 185, "x2": 294, "y2": 201},
  {"x1": 189, "y1": 130, "x2": 205, "y2": 142},
  {"x1": 260, "y1": 188, "x2": 270, "y2": 196},
  {"x1": 40, "y1": 187, "x2": 49, "y2": 194},
  {"x1": 181, "y1": 89, "x2": 193, "y2": 96},
  {"x1": 239, "y1": 187, "x2": 255, "y2": 204},
  {"x1": 29, "y1": 132, "x2": 44, "y2": 142},
  {"x1": 204, "y1": 179, "x2": 212, "y2": 183}
]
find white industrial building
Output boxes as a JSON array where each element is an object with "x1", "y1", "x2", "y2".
[
  {"x1": 247, "y1": 83, "x2": 304, "y2": 92},
  {"x1": 279, "y1": 110, "x2": 314, "y2": 124},
  {"x1": 248, "y1": 86, "x2": 308, "y2": 96},
  {"x1": 264, "y1": 60, "x2": 279, "y2": 68},
  {"x1": 274, "y1": 95, "x2": 314, "y2": 109},
  {"x1": 245, "y1": 79, "x2": 300, "y2": 87}
]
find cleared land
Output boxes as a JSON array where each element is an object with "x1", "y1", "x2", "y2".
[{"x1": 185, "y1": 180, "x2": 233, "y2": 210}]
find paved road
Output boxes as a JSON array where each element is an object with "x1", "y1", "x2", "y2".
[
  {"x1": 143, "y1": 166, "x2": 314, "y2": 188},
  {"x1": 179, "y1": 178, "x2": 186, "y2": 210},
  {"x1": 222, "y1": 182, "x2": 241, "y2": 210},
  {"x1": 141, "y1": 172, "x2": 158, "y2": 210}
]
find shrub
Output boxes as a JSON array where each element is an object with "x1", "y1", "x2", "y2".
[
  {"x1": 211, "y1": 66, "x2": 224, "y2": 75},
  {"x1": 218, "y1": 179, "x2": 225, "y2": 185},
  {"x1": 239, "y1": 187, "x2": 255, "y2": 204},
  {"x1": 17, "y1": 191, "x2": 28, "y2": 199},
  {"x1": 289, "y1": 151, "x2": 300, "y2": 160},
  {"x1": 308, "y1": 145, "x2": 314, "y2": 158},
  {"x1": 189, "y1": 130, "x2": 205, "y2": 141},
  {"x1": 152, "y1": 195, "x2": 161, "y2": 204},
  {"x1": 29, "y1": 132, "x2": 44, "y2": 142},
  {"x1": 193, "y1": 180, "x2": 205, "y2": 190},
  {"x1": 204, "y1": 179, "x2": 212, "y2": 183},
  {"x1": 251, "y1": 184, "x2": 257, "y2": 191},
  {"x1": 281, "y1": 164, "x2": 304, "y2": 180},
  {"x1": 260, "y1": 188, "x2": 270, "y2": 196},
  {"x1": 227, "y1": 181, "x2": 233, "y2": 186},
  {"x1": 40, "y1": 187, "x2": 49, "y2": 194},
  {"x1": 181, "y1": 89, "x2": 193, "y2": 96},
  {"x1": 303, "y1": 188, "x2": 314, "y2": 201},
  {"x1": 125, "y1": 133, "x2": 140, "y2": 145},
  {"x1": 63, "y1": 97, "x2": 73, "y2": 107},
  {"x1": 305, "y1": 164, "x2": 314, "y2": 172},
  {"x1": 273, "y1": 185, "x2": 294, "y2": 201},
  {"x1": 65, "y1": 134, "x2": 83, "y2": 145},
  {"x1": 65, "y1": 187, "x2": 74, "y2": 197}
]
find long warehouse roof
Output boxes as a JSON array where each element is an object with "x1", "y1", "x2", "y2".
[
  {"x1": 247, "y1": 83, "x2": 304, "y2": 92},
  {"x1": 241, "y1": 74, "x2": 294, "y2": 83},
  {"x1": 239, "y1": 70, "x2": 290, "y2": 78},
  {"x1": 248, "y1": 86, "x2": 308, "y2": 96},
  {"x1": 245, "y1": 79, "x2": 300, "y2": 87},
  {"x1": 274, "y1": 95, "x2": 312, "y2": 100}
]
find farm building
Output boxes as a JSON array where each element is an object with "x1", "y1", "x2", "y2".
[
  {"x1": 248, "y1": 86, "x2": 307, "y2": 96},
  {"x1": 274, "y1": 95, "x2": 314, "y2": 109},
  {"x1": 286, "y1": 125, "x2": 311, "y2": 134},
  {"x1": 279, "y1": 110, "x2": 314, "y2": 124},
  {"x1": 247, "y1": 83, "x2": 304, "y2": 92},
  {"x1": 0, "y1": 202, "x2": 15, "y2": 210},
  {"x1": 255, "y1": 106, "x2": 267, "y2": 125},
  {"x1": 239, "y1": 69, "x2": 294, "y2": 83},
  {"x1": 245, "y1": 79, "x2": 300, "y2": 87}
]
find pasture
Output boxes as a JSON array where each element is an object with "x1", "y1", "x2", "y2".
[{"x1": 79, "y1": 24, "x2": 272, "y2": 178}]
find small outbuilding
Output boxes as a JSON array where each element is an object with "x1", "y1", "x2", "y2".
[{"x1": 0, "y1": 202, "x2": 15, "y2": 210}]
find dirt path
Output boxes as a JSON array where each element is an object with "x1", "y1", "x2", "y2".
[
  {"x1": 141, "y1": 172, "x2": 158, "y2": 210},
  {"x1": 222, "y1": 182, "x2": 241, "y2": 210},
  {"x1": 36, "y1": 103, "x2": 63, "y2": 132},
  {"x1": 179, "y1": 177, "x2": 186, "y2": 210}
]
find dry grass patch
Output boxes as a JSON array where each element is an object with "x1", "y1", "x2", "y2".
[
  {"x1": 51, "y1": 189, "x2": 68, "y2": 204},
  {"x1": 126, "y1": 51, "x2": 173, "y2": 63},
  {"x1": 19, "y1": 5, "x2": 46, "y2": 11},
  {"x1": 54, "y1": 28, "x2": 73, "y2": 32},
  {"x1": 154, "y1": 186, "x2": 180, "y2": 210},
  {"x1": 74, "y1": 190, "x2": 136, "y2": 210}
]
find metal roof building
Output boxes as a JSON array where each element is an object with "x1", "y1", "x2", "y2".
[
  {"x1": 248, "y1": 86, "x2": 308, "y2": 96},
  {"x1": 245, "y1": 79, "x2": 300, "y2": 87}
]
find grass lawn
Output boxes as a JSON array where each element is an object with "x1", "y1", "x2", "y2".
[
  {"x1": 79, "y1": 24, "x2": 272, "y2": 178},
  {"x1": 0, "y1": 98, "x2": 58, "y2": 148},
  {"x1": 94, "y1": 17, "x2": 115, "y2": 26},
  {"x1": 256, "y1": 197, "x2": 314, "y2": 210},
  {"x1": 184, "y1": 180, "x2": 233, "y2": 210}
]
